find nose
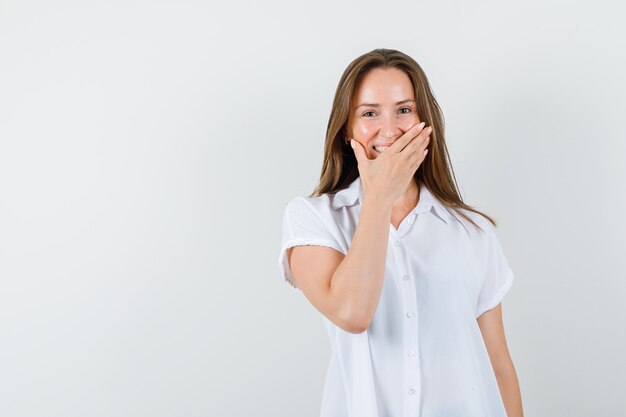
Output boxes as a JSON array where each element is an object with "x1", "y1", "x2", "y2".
[{"x1": 380, "y1": 116, "x2": 402, "y2": 139}]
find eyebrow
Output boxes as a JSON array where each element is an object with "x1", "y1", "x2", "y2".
[{"x1": 355, "y1": 99, "x2": 416, "y2": 109}]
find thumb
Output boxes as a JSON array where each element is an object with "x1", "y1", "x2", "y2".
[{"x1": 350, "y1": 139, "x2": 367, "y2": 164}]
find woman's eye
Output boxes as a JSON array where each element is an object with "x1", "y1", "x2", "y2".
[{"x1": 362, "y1": 108, "x2": 412, "y2": 117}]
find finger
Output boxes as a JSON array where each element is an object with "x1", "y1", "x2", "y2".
[
  {"x1": 350, "y1": 139, "x2": 369, "y2": 164},
  {"x1": 390, "y1": 121, "x2": 425, "y2": 153},
  {"x1": 407, "y1": 130, "x2": 430, "y2": 157},
  {"x1": 402, "y1": 125, "x2": 432, "y2": 161},
  {"x1": 409, "y1": 147, "x2": 429, "y2": 171}
]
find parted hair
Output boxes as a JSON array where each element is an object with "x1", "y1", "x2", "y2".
[{"x1": 310, "y1": 48, "x2": 497, "y2": 232}]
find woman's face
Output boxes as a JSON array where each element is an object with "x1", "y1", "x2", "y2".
[{"x1": 347, "y1": 67, "x2": 421, "y2": 159}]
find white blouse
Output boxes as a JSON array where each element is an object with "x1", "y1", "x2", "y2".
[{"x1": 279, "y1": 176, "x2": 515, "y2": 417}]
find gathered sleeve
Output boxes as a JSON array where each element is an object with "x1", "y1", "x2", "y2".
[
  {"x1": 278, "y1": 197, "x2": 345, "y2": 291},
  {"x1": 475, "y1": 221, "x2": 515, "y2": 318}
]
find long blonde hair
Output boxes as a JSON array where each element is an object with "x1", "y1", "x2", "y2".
[{"x1": 310, "y1": 48, "x2": 497, "y2": 233}]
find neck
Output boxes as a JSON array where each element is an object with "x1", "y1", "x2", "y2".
[{"x1": 393, "y1": 179, "x2": 419, "y2": 210}]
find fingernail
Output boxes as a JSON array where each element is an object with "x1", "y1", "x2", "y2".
[
  {"x1": 419, "y1": 121, "x2": 426, "y2": 128},
  {"x1": 350, "y1": 139, "x2": 355, "y2": 148}
]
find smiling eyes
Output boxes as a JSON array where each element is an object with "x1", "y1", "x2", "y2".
[{"x1": 362, "y1": 107, "x2": 412, "y2": 117}]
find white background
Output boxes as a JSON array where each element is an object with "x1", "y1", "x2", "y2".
[{"x1": 1, "y1": 1, "x2": 625, "y2": 416}]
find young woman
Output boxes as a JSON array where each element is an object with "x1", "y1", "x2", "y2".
[{"x1": 279, "y1": 48, "x2": 523, "y2": 417}]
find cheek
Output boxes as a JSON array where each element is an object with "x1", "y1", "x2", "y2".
[
  {"x1": 408, "y1": 118, "x2": 420, "y2": 127},
  {"x1": 353, "y1": 123, "x2": 375, "y2": 139}
]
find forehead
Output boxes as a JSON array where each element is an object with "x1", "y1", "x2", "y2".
[{"x1": 352, "y1": 67, "x2": 414, "y2": 102}]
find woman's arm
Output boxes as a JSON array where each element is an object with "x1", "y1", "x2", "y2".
[
  {"x1": 288, "y1": 194, "x2": 393, "y2": 334},
  {"x1": 327, "y1": 194, "x2": 393, "y2": 332},
  {"x1": 290, "y1": 123, "x2": 429, "y2": 333},
  {"x1": 477, "y1": 303, "x2": 524, "y2": 417}
]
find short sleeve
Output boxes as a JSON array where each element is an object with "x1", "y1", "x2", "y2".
[
  {"x1": 475, "y1": 222, "x2": 515, "y2": 318},
  {"x1": 278, "y1": 197, "x2": 345, "y2": 291}
]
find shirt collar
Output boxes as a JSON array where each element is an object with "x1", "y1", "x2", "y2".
[{"x1": 330, "y1": 176, "x2": 453, "y2": 225}]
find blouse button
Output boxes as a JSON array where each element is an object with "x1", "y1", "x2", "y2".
[
  {"x1": 402, "y1": 274, "x2": 409, "y2": 281},
  {"x1": 408, "y1": 388, "x2": 416, "y2": 395},
  {"x1": 406, "y1": 311, "x2": 415, "y2": 318},
  {"x1": 408, "y1": 216, "x2": 415, "y2": 224},
  {"x1": 394, "y1": 241, "x2": 401, "y2": 247},
  {"x1": 408, "y1": 350, "x2": 416, "y2": 357}
]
